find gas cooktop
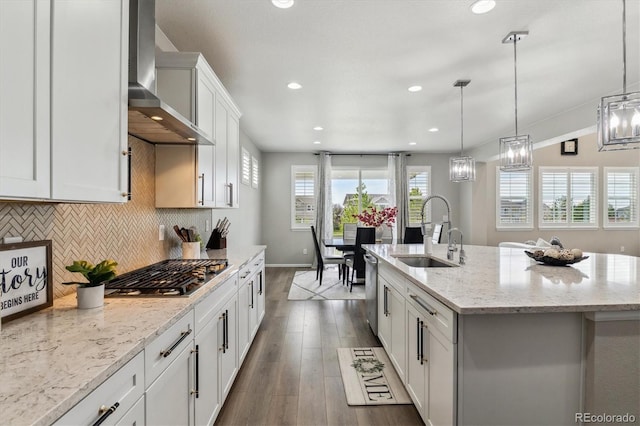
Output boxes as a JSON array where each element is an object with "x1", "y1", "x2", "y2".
[{"x1": 105, "y1": 259, "x2": 229, "y2": 297}]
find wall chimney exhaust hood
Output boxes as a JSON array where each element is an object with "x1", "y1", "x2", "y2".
[{"x1": 128, "y1": 0, "x2": 213, "y2": 145}]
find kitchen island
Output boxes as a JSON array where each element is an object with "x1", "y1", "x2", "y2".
[
  {"x1": 0, "y1": 245, "x2": 265, "y2": 426},
  {"x1": 365, "y1": 243, "x2": 639, "y2": 426}
]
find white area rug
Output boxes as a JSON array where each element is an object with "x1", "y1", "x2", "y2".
[
  {"x1": 287, "y1": 266, "x2": 365, "y2": 300},
  {"x1": 337, "y1": 347, "x2": 412, "y2": 405}
]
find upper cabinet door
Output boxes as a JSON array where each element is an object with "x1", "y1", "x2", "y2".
[
  {"x1": 227, "y1": 112, "x2": 240, "y2": 208},
  {"x1": 0, "y1": 0, "x2": 51, "y2": 199},
  {"x1": 50, "y1": 0, "x2": 129, "y2": 202},
  {"x1": 214, "y1": 97, "x2": 229, "y2": 208}
]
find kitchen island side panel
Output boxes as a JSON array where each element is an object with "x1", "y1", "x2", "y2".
[{"x1": 457, "y1": 312, "x2": 583, "y2": 426}]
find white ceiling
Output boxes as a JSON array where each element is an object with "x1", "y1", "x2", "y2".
[{"x1": 156, "y1": 0, "x2": 640, "y2": 154}]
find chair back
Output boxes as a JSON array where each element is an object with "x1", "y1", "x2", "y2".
[
  {"x1": 404, "y1": 227, "x2": 423, "y2": 244},
  {"x1": 343, "y1": 223, "x2": 357, "y2": 240},
  {"x1": 310, "y1": 225, "x2": 323, "y2": 266},
  {"x1": 353, "y1": 227, "x2": 376, "y2": 273}
]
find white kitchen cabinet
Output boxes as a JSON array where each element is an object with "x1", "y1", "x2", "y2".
[
  {"x1": 0, "y1": 0, "x2": 50, "y2": 199},
  {"x1": 377, "y1": 266, "x2": 406, "y2": 380},
  {"x1": 219, "y1": 292, "x2": 238, "y2": 399},
  {"x1": 0, "y1": 0, "x2": 128, "y2": 203},
  {"x1": 155, "y1": 52, "x2": 241, "y2": 209},
  {"x1": 50, "y1": 0, "x2": 129, "y2": 202},
  {"x1": 194, "y1": 314, "x2": 221, "y2": 426},
  {"x1": 54, "y1": 351, "x2": 145, "y2": 426},
  {"x1": 405, "y1": 284, "x2": 456, "y2": 426},
  {"x1": 254, "y1": 252, "x2": 266, "y2": 328},
  {"x1": 238, "y1": 250, "x2": 266, "y2": 363},
  {"x1": 237, "y1": 272, "x2": 252, "y2": 364}
]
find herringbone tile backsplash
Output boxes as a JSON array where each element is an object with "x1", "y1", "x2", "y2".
[{"x1": 0, "y1": 137, "x2": 210, "y2": 299}]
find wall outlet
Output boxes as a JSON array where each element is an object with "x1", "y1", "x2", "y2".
[
  {"x1": 3, "y1": 236, "x2": 23, "y2": 244},
  {"x1": 620, "y1": 246, "x2": 625, "y2": 253},
  {"x1": 303, "y1": 248, "x2": 308, "y2": 255},
  {"x1": 205, "y1": 219, "x2": 210, "y2": 232},
  {"x1": 159, "y1": 225, "x2": 165, "y2": 241}
]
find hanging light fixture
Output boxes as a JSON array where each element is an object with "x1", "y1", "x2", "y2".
[
  {"x1": 450, "y1": 80, "x2": 476, "y2": 182},
  {"x1": 598, "y1": 0, "x2": 640, "y2": 151},
  {"x1": 499, "y1": 31, "x2": 533, "y2": 171}
]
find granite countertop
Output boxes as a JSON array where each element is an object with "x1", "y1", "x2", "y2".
[
  {"x1": 0, "y1": 245, "x2": 266, "y2": 426},
  {"x1": 365, "y1": 244, "x2": 640, "y2": 315}
]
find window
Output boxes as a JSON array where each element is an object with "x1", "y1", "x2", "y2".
[
  {"x1": 291, "y1": 165, "x2": 316, "y2": 229},
  {"x1": 496, "y1": 168, "x2": 533, "y2": 229},
  {"x1": 407, "y1": 166, "x2": 431, "y2": 226},
  {"x1": 603, "y1": 167, "x2": 639, "y2": 228},
  {"x1": 331, "y1": 167, "x2": 390, "y2": 236},
  {"x1": 241, "y1": 147, "x2": 251, "y2": 186},
  {"x1": 251, "y1": 155, "x2": 259, "y2": 188},
  {"x1": 539, "y1": 167, "x2": 598, "y2": 229}
]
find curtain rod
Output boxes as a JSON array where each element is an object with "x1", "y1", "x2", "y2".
[{"x1": 314, "y1": 152, "x2": 411, "y2": 157}]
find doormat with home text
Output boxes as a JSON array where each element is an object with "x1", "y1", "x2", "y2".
[{"x1": 337, "y1": 347, "x2": 412, "y2": 406}]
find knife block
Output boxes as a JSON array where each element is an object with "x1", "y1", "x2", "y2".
[{"x1": 206, "y1": 230, "x2": 227, "y2": 249}]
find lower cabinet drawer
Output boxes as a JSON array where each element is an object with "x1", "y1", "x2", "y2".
[
  {"x1": 145, "y1": 310, "x2": 195, "y2": 387},
  {"x1": 407, "y1": 281, "x2": 457, "y2": 343},
  {"x1": 54, "y1": 351, "x2": 144, "y2": 426}
]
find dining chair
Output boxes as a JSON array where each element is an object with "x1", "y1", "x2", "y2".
[
  {"x1": 345, "y1": 227, "x2": 376, "y2": 291},
  {"x1": 310, "y1": 225, "x2": 348, "y2": 285},
  {"x1": 403, "y1": 227, "x2": 424, "y2": 244}
]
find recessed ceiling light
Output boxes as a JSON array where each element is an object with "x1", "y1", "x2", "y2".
[
  {"x1": 313, "y1": 141, "x2": 321, "y2": 145},
  {"x1": 151, "y1": 116, "x2": 163, "y2": 121},
  {"x1": 470, "y1": 0, "x2": 496, "y2": 14},
  {"x1": 409, "y1": 141, "x2": 417, "y2": 146},
  {"x1": 272, "y1": 0, "x2": 294, "y2": 9},
  {"x1": 313, "y1": 126, "x2": 323, "y2": 131},
  {"x1": 187, "y1": 137, "x2": 196, "y2": 141},
  {"x1": 287, "y1": 82, "x2": 302, "y2": 90},
  {"x1": 408, "y1": 85, "x2": 422, "y2": 92},
  {"x1": 429, "y1": 127, "x2": 439, "y2": 132}
]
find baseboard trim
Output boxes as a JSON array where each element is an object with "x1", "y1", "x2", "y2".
[{"x1": 266, "y1": 263, "x2": 312, "y2": 268}]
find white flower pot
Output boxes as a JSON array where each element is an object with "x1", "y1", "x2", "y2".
[{"x1": 77, "y1": 284, "x2": 104, "y2": 309}]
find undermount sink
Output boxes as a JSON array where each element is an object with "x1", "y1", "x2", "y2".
[{"x1": 393, "y1": 255, "x2": 458, "y2": 268}]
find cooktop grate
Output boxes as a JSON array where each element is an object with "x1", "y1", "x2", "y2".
[{"x1": 105, "y1": 259, "x2": 228, "y2": 296}]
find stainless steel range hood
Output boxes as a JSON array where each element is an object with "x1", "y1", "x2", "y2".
[{"x1": 128, "y1": 0, "x2": 213, "y2": 145}]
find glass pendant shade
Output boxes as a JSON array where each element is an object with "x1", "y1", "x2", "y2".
[
  {"x1": 499, "y1": 135, "x2": 533, "y2": 171},
  {"x1": 598, "y1": 91, "x2": 640, "y2": 151},
  {"x1": 449, "y1": 156, "x2": 476, "y2": 181}
]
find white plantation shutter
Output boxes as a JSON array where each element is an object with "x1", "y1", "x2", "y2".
[
  {"x1": 291, "y1": 165, "x2": 316, "y2": 229},
  {"x1": 251, "y1": 156, "x2": 259, "y2": 188},
  {"x1": 539, "y1": 167, "x2": 598, "y2": 229},
  {"x1": 407, "y1": 166, "x2": 431, "y2": 226},
  {"x1": 496, "y1": 168, "x2": 533, "y2": 229},
  {"x1": 241, "y1": 148, "x2": 251, "y2": 186},
  {"x1": 604, "y1": 167, "x2": 639, "y2": 228}
]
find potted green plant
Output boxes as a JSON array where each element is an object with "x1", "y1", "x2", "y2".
[{"x1": 63, "y1": 259, "x2": 118, "y2": 309}]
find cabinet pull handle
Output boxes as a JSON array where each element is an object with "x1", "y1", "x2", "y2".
[
  {"x1": 221, "y1": 312, "x2": 227, "y2": 353},
  {"x1": 199, "y1": 173, "x2": 205, "y2": 205},
  {"x1": 258, "y1": 272, "x2": 263, "y2": 295},
  {"x1": 409, "y1": 294, "x2": 437, "y2": 316},
  {"x1": 224, "y1": 309, "x2": 229, "y2": 350},
  {"x1": 383, "y1": 286, "x2": 390, "y2": 316},
  {"x1": 160, "y1": 328, "x2": 192, "y2": 358},
  {"x1": 93, "y1": 402, "x2": 119, "y2": 426},
  {"x1": 416, "y1": 317, "x2": 421, "y2": 361},
  {"x1": 250, "y1": 281, "x2": 254, "y2": 308},
  {"x1": 228, "y1": 182, "x2": 233, "y2": 206},
  {"x1": 240, "y1": 272, "x2": 250, "y2": 279},
  {"x1": 192, "y1": 345, "x2": 200, "y2": 398},
  {"x1": 420, "y1": 320, "x2": 427, "y2": 365},
  {"x1": 125, "y1": 147, "x2": 132, "y2": 200}
]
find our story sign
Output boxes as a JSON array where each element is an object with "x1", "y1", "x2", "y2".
[{"x1": 0, "y1": 240, "x2": 53, "y2": 323}]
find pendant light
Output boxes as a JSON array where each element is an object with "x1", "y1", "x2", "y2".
[
  {"x1": 499, "y1": 31, "x2": 533, "y2": 171},
  {"x1": 449, "y1": 80, "x2": 476, "y2": 182},
  {"x1": 597, "y1": 0, "x2": 640, "y2": 151}
]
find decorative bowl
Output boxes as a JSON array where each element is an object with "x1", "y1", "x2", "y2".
[{"x1": 524, "y1": 250, "x2": 589, "y2": 266}]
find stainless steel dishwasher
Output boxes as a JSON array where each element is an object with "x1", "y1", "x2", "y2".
[{"x1": 364, "y1": 253, "x2": 378, "y2": 335}]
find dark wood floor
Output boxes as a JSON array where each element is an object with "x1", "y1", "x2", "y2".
[{"x1": 215, "y1": 267, "x2": 423, "y2": 426}]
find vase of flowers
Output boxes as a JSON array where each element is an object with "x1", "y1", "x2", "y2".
[{"x1": 353, "y1": 206, "x2": 398, "y2": 242}]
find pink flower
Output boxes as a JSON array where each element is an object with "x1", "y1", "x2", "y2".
[{"x1": 353, "y1": 206, "x2": 398, "y2": 227}]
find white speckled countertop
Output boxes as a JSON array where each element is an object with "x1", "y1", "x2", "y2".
[
  {"x1": 0, "y1": 245, "x2": 265, "y2": 426},
  {"x1": 365, "y1": 244, "x2": 640, "y2": 314}
]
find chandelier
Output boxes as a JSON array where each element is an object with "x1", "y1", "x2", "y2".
[
  {"x1": 450, "y1": 80, "x2": 476, "y2": 182},
  {"x1": 499, "y1": 31, "x2": 533, "y2": 171},
  {"x1": 598, "y1": 0, "x2": 640, "y2": 151}
]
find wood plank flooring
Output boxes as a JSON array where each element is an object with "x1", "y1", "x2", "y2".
[{"x1": 215, "y1": 267, "x2": 423, "y2": 426}]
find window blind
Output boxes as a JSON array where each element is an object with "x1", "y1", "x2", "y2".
[
  {"x1": 539, "y1": 167, "x2": 597, "y2": 228},
  {"x1": 251, "y1": 156, "x2": 259, "y2": 188},
  {"x1": 604, "y1": 167, "x2": 639, "y2": 228},
  {"x1": 407, "y1": 166, "x2": 431, "y2": 226},
  {"x1": 291, "y1": 166, "x2": 316, "y2": 228},
  {"x1": 241, "y1": 148, "x2": 251, "y2": 186},
  {"x1": 496, "y1": 169, "x2": 533, "y2": 228}
]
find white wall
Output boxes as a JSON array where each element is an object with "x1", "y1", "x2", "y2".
[
  {"x1": 210, "y1": 130, "x2": 262, "y2": 248},
  {"x1": 261, "y1": 151, "x2": 460, "y2": 266}
]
